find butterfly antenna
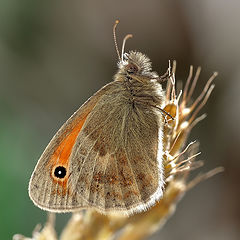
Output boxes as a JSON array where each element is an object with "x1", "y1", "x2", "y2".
[
  {"x1": 121, "y1": 34, "x2": 133, "y2": 61},
  {"x1": 113, "y1": 20, "x2": 121, "y2": 61}
]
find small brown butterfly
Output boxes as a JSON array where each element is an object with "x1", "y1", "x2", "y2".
[{"x1": 29, "y1": 20, "x2": 171, "y2": 216}]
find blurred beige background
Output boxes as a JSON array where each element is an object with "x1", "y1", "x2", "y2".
[{"x1": 0, "y1": 0, "x2": 239, "y2": 239}]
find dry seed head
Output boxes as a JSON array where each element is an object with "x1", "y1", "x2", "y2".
[{"x1": 163, "y1": 62, "x2": 218, "y2": 184}]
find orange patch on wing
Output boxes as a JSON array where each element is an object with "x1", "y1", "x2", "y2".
[
  {"x1": 52, "y1": 114, "x2": 88, "y2": 166},
  {"x1": 48, "y1": 112, "x2": 90, "y2": 194},
  {"x1": 54, "y1": 116, "x2": 88, "y2": 165}
]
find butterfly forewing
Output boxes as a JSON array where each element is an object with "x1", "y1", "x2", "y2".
[{"x1": 29, "y1": 83, "x2": 115, "y2": 212}]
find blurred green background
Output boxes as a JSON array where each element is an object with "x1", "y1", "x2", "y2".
[{"x1": 0, "y1": 0, "x2": 240, "y2": 239}]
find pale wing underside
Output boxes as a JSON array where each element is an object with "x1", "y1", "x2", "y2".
[
  {"x1": 29, "y1": 83, "x2": 115, "y2": 211},
  {"x1": 29, "y1": 81, "x2": 164, "y2": 215},
  {"x1": 68, "y1": 90, "x2": 164, "y2": 215}
]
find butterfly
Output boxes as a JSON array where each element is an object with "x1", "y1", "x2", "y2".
[{"x1": 28, "y1": 20, "x2": 171, "y2": 216}]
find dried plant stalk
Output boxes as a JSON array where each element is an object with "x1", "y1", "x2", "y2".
[{"x1": 14, "y1": 62, "x2": 223, "y2": 240}]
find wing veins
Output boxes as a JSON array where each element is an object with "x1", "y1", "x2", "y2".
[
  {"x1": 87, "y1": 150, "x2": 100, "y2": 204},
  {"x1": 73, "y1": 137, "x2": 98, "y2": 196},
  {"x1": 123, "y1": 147, "x2": 143, "y2": 204},
  {"x1": 70, "y1": 111, "x2": 114, "y2": 161},
  {"x1": 115, "y1": 151, "x2": 126, "y2": 210}
]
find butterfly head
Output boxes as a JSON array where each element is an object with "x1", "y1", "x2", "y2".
[
  {"x1": 113, "y1": 21, "x2": 159, "y2": 82},
  {"x1": 119, "y1": 51, "x2": 152, "y2": 74},
  {"x1": 116, "y1": 51, "x2": 159, "y2": 82}
]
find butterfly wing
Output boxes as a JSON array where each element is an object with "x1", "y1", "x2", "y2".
[
  {"x1": 29, "y1": 82, "x2": 115, "y2": 211},
  {"x1": 29, "y1": 81, "x2": 164, "y2": 215}
]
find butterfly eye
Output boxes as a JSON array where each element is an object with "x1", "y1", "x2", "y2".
[
  {"x1": 54, "y1": 166, "x2": 67, "y2": 179},
  {"x1": 126, "y1": 63, "x2": 139, "y2": 74}
]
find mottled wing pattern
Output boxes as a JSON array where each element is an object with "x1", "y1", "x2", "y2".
[
  {"x1": 29, "y1": 82, "x2": 115, "y2": 211},
  {"x1": 29, "y1": 81, "x2": 164, "y2": 215},
  {"x1": 69, "y1": 85, "x2": 164, "y2": 214}
]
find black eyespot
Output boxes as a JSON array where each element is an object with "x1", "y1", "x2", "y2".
[{"x1": 54, "y1": 166, "x2": 67, "y2": 179}]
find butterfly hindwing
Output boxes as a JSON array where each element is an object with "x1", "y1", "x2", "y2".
[{"x1": 69, "y1": 86, "x2": 164, "y2": 214}]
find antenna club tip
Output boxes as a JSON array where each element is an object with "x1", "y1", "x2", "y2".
[
  {"x1": 115, "y1": 20, "x2": 120, "y2": 24},
  {"x1": 124, "y1": 34, "x2": 133, "y2": 40}
]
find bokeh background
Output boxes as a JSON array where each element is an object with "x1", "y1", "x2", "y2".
[{"x1": 0, "y1": 0, "x2": 240, "y2": 239}]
